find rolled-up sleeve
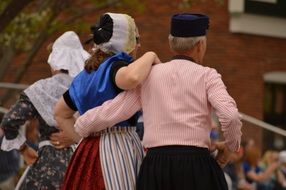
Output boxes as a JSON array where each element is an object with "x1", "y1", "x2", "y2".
[
  {"x1": 74, "y1": 87, "x2": 142, "y2": 137},
  {"x1": 205, "y1": 69, "x2": 242, "y2": 152}
]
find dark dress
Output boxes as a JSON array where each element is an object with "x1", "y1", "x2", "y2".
[{"x1": 1, "y1": 93, "x2": 73, "y2": 190}]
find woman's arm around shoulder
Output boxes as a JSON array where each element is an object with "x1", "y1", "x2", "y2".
[
  {"x1": 54, "y1": 96, "x2": 81, "y2": 143},
  {"x1": 115, "y1": 51, "x2": 161, "y2": 90}
]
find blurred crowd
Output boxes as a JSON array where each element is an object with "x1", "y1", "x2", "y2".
[
  {"x1": 2, "y1": 122, "x2": 286, "y2": 190},
  {"x1": 223, "y1": 138, "x2": 286, "y2": 190}
]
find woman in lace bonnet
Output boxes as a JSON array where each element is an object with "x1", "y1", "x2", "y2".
[{"x1": 0, "y1": 31, "x2": 89, "y2": 189}]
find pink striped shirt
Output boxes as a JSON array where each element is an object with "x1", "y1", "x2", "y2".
[{"x1": 75, "y1": 58, "x2": 242, "y2": 152}]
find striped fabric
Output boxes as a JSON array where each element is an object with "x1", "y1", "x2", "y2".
[
  {"x1": 75, "y1": 59, "x2": 242, "y2": 152},
  {"x1": 99, "y1": 127, "x2": 144, "y2": 190}
]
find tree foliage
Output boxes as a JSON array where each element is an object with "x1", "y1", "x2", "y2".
[
  {"x1": 0, "y1": 0, "x2": 222, "y2": 104},
  {"x1": 0, "y1": 0, "x2": 142, "y2": 104}
]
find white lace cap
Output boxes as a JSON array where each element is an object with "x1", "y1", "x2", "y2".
[
  {"x1": 48, "y1": 31, "x2": 90, "y2": 77},
  {"x1": 97, "y1": 13, "x2": 137, "y2": 54}
]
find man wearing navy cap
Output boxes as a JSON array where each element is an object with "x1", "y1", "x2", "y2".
[
  {"x1": 72, "y1": 13, "x2": 242, "y2": 190},
  {"x1": 169, "y1": 13, "x2": 209, "y2": 64}
]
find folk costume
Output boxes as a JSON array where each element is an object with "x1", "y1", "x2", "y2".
[
  {"x1": 74, "y1": 13, "x2": 243, "y2": 190},
  {"x1": 0, "y1": 31, "x2": 89, "y2": 190},
  {"x1": 60, "y1": 13, "x2": 144, "y2": 190}
]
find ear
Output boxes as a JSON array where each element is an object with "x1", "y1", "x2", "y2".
[{"x1": 197, "y1": 40, "x2": 204, "y2": 53}]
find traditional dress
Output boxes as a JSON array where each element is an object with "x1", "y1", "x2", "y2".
[
  {"x1": 60, "y1": 13, "x2": 144, "y2": 190},
  {"x1": 61, "y1": 52, "x2": 144, "y2": 190},
  {"x1": 0, "y1": 31, "x2": 89, "y2": 190},
  {"x1": 74, "y1": 55, "x2": 242, "y2": 190},
  {"x1": 1, "y1": 75, "x2": 73, "y2": 190}
]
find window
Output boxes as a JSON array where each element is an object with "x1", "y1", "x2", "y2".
[
  {"x1": 228, "y1": 0, "x2": 286, "y2": 38},
  {"x1": 263, "y1": 72, "x2": 286, "y2": 150},
  {"x1": 245, "y1": 0, "x2": 286, "y2": 18}
]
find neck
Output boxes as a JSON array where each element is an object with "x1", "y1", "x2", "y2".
[
  {"x1": 51, "y1": 69, "x2": 67, "y2": 76},
  {"x1": 175, "y1": 52, "x2": 200, "y2": 63}
]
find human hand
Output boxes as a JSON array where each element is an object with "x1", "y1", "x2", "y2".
[
  {"x1": 153, "y1": 53, "x2": 161, "y2": 65},
  {"x1": 50, "y1": 131, "x2": 75, "y2": 149},
  {"x1": 214, "y1": 141, "x2": 232, "y2": 168},
  {"x1": 20, "y1": 145, "x2": 38, "y2": 165},
  {"x1": 0, "y1": 127, "x2": 4, "y2": 138},
  {"x1": 145, "y1": 51, "x2": 161, "y2": 65}
]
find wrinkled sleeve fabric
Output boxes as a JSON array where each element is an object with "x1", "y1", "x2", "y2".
[
  {"x1": 74, "y1": 87, "x2": 141, "y2": 137},
  {"x1": 205, "y1": 68, "x2": 242, "y2": 152},
  {"x1": 1, "y1": 93, "x2": 39, "y2": 150}
]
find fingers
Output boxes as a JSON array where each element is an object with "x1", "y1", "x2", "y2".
[
  {"x1": 217, "y1": 162, "x2": 226, "y2": 168},
  {"x1": 51, "y1": 140, "x2": 60, "y2": 146},
  {"x1": 153, "y1": 56, "x2": 161, "y2": 65},
  {"x1": 54, "y1": 144, "x2": 66, "y2": 149},
  {"x1": 216, "y1": 151, "x2": 230, "y2": 168},
  {"x1": 50, "y1": 132, "x2": 61, "y2": 139},
  {"x1": 217, "y1": 156, "x2": 228, "y2": 167},
  {"x1": 214, "y1": 141, "x2": 226, "y2": 151},
  {"x1": 23, "y1": 148, "x2": 38, "y2": 165},
  {"x1": 51, "y1": 140, "x2": 71, "y2": 149},
  {"x1": 50, "y1": 132, "x2": 64, "y2": 145}
]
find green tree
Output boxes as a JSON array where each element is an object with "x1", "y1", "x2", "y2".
[
  {"x1": 0, "y1": 0, "x2": 223, "y2": 104},
  {"x1": 0, "y1": 0, "x2": 142, "y2": 104}
]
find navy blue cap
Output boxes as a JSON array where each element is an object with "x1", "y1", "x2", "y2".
[{"x1": 170, "y1": 13, "x2": 209, "y2": 37}]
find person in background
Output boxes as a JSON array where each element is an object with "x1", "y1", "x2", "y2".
[
  {"x1": 72, "y1": 13, "x2": 242, "y2": 190},
  {"x1": 243, "y1": 146, "x2": 278, "y2": 190},
  {"x1": 258, "y1": 150, "x2": 279, "y2": 190},
  {"x1": 54, "y1": 13, "x2": 160, "y2": 190},
  {"x1": 0, "y1": 31, "x2": 89, "y2": 190},
  {"x1": 0, "y1": 120, "x2": 20, "y2": 190},
  {"x1": 224, "y1": 146, "x2": 254, "y2": 190},
  {"x1": 274, "y1": 151, "x2": 286, "y2": 190}
]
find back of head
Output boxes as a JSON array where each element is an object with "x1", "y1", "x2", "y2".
[
  {"x1": 91, "y1": 12, "x2": 137, "y2": 54},
  {"x1": 168, "y1": 13, "x2": 209, "y2": 54},
  {"x1": 48, "y1": 31, "x2": 90, "y2": 77},
  {"x1": 245, "y1": 146, "x2": 261, "y2": 166},
  {"x1": 84, "y1": 12, "x2": 137, "y2": 72}
]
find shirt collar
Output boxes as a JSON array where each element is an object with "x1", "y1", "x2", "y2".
[{"x1": 172, "y1": 55, "x2": 195, "y2": 62}]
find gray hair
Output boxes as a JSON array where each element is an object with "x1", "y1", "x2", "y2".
[{"x1": 168, "y1": 35, "x2": 206, "y2": 53}]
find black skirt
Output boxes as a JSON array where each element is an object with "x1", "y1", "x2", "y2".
[{"x1": 137, "y1": 145, "x2": 228, "y2": 190}]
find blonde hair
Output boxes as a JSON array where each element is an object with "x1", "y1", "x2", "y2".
[{"x1": 168, "y1": 35, "x2": 205, "y2": 54}]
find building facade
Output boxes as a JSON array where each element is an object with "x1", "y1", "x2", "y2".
[{"x1": 1, "y1": 0, "x2": 286, "y2": 149}]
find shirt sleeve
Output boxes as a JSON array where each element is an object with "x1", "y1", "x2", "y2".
[
  {"x1": 1, "y1": 93, "x2": 39, "y2": 140},
  {"x1": 74, "y1": 87, "x2": 141, "y2": 137},
  {"x1": 205, "y1": 68, "x2": 242, "y2": 152},
  {"x1": 1, "y1": 93, "x2": 39, "y2": 151},
  {"x1": 63, "y1": 90, "x2": 78, "y2": 111},
  {"x1": 110, "y1": 61, "x2": 128, "y2": 92}
]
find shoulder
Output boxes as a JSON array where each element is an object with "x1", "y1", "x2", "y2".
[
  {"x1": 111, "y1": 60, "x2": 129, "y2": 68},
  {"x1": 203, "y1": 67, "x2": 222, "y2": 81},
  {"x1": 110, "y1": 60, "x2": 129, "y2": 77},
  {"x1": 28, "y1": 76, "x2": 56, "y2": 88}
]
